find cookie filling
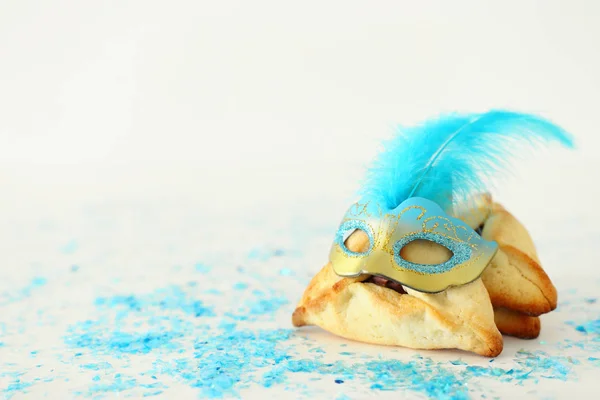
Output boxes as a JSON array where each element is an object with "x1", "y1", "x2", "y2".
[
  {"x1": 365, "y1": 275, "x2": 407, "y2": 295},
  {"x1": 475, "y1": 224, "x2": 484, "y2": 236}
]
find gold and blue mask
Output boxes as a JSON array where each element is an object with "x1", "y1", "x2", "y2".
[{"x1": 330, "y1": 197, "x2": 498, "y2": 293}]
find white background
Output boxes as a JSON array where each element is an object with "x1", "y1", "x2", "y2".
[
  {"x1": 2, "y1": 0, "x2": 599, "y2": 273},
  {"x1": 1, "y1": 1, "x2": 600, "y2": 399}
]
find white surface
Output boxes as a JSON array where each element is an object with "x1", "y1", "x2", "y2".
[{"x1": 1, "y1": 1, "x2": 600, "y2": 399}]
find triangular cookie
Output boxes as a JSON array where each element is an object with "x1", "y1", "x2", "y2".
[
  {"x1": 292, "y1": 231, "x2": 503, "y2": 357},
  {"x1": 454, "y1": 194, "x2": 558, "y2": 317}
]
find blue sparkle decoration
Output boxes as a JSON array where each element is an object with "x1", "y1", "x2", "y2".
[{"x1": 3, "y1": 267, "x2": 598, "y2": 400}]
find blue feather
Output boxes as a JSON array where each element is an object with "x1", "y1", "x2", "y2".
[{"x1": 359, "y1": 110, "x2": 574, "y2": 211}]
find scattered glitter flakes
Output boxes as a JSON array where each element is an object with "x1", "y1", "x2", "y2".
[
  {"x1": 60, "y1": 283, "x2": 291, "y2": 398},
  {"x1": 233, "y1": 282, "x2": 249, "y2": 290},
  {"x1": 61, "y1": 239, "x2": 79, "y2": 254},
  {"x1": 0, "y1": 277, "x2": 48, "y2": 305},
  {"x1": 245, "y1": 291, "x2": 289, "y2": 316},
  {"x1": 247, "y1": 248, "x2": 286, "y2": 261},
  {"x1": 575, "y1": 319, "x2": 600, "y2": 335},
  {"x1": 87, "y1": 374, "x2": 137, "y2": 394},
  {"x1": 67, "y1": 327, "x2": 184, "y2": 356},
  {"x1": 589, "y1": 357, "x2": 600, "y2": 367},
  {"x1": 3, "y1": 264, "x2": 600, "y2": 400},
  {"x1": 194, "y1": 263, "x2": 212, "y2": 274},
  {"x1": 5, "y1": 380, "x2": 33, "y2": 397},
  {"x1": 94, "y1": 286, "x2": 216, "y2": 318}
]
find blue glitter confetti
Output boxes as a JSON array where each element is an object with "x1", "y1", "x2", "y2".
[
  {"x1": 233, "y1": 282, "x2": 249, "y2": 290},
  {"x1": 194, "y1": 263, "x2": 211, "y2": 273},
  {"x1": 3, "y1": 264, "x2": 600, "y2": 399},
  {"x1": 247, "y1": 248, "x2": 286, "y2": 261},
  {"x1": 61, "y1": 239, "x2": 79, "y2": 254},
  {"x1": 575, "y1": 319, "x2": 600, "y2": 335},
  {"x1": 0, "y1": 277, "x2": 47, "y2": 305},
  {"x1": 94, "y1": 286, "x2": 216, "y2": 317},
  {"x1": 57, "y1": 284, "x2": 292, "y2": 398}
]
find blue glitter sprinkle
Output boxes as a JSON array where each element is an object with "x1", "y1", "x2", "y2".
[
  {"x1": 94, "y1": 286, "x2": 216, "y2": 317},
  {"x1": 61, "y1": 239, "x2": 79, "y2": 254},
  {"x1": 0, "y1": 277, "x2": 48, "y2": 305},
  {"x1": 30, "y1": 277, "x2": 47, "y2": 287},
  {"x1": 6, "y1": 263, "x2": 595, "y2": 400},
  {"x1": 144, "y1": 390, "x2": 164, "y2": 397},
  {"x1": 233, "y1": 282, "x2": 249, "y2": 290},
  {"x1": 247, "y1": 248, "x2": 286, "y2": 261},
  {"x1": 575, "y1": 319, "x2": 600, "y2": 335},
  {"x1": 58, "y1": 284, "x2": 293, "y2": 398},
  {"x1": 194, "y1": 263, "x2": 211, "y2": 273}
]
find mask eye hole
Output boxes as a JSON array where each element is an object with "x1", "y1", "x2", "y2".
[
  {"x1": 392, "y1": 233, "x2": 472, "y2": 274},
  {"x1": 336, "y1": 220, "x2": 374, "y2": 256},
  {"x1": 398, "y1": 239, "x2": 453, "y2": 265},
  {"x1": 344, "y1": 229, "x2": 370, "y2": 253}
]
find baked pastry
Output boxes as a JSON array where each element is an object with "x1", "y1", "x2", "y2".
[
  {"x1": 292, "y1": 229, "x2": 504, "y2": 356},
  {"x1": 292, "y1": 111, "x2": 573, "y2": 356},
  {"x1": 453, "y1": 193, "x2": 556, "y2": 338},
  {"x1": 493, "y1": 307, "x2": 541, "y2": 339}
]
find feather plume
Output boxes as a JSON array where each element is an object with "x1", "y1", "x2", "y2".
[{"x1": 360, "y1": 110, "x2": 574, "y2": 211}]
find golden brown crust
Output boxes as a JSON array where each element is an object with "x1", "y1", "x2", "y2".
[
  {"x1": 293, "y1": 263, "x2": 502, "y2": 356},
  {"x1": 292, "y1": 230, "x2": 503, "y2": 357},
  {"x1": 293, "y1": 192, "x2": 562, "y2": 356},
  {"x1": 494, "y1": 307, "x2": 541, "y2": 339},
  {"x1": 480, "y1": 204, "x2": 557, "y2": 316}
]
